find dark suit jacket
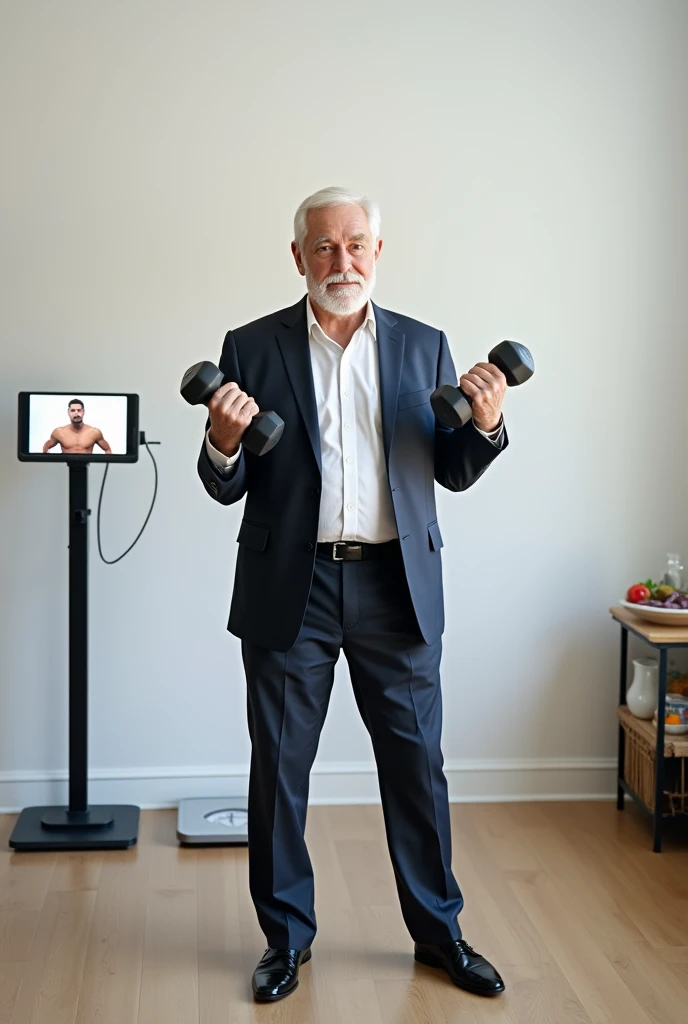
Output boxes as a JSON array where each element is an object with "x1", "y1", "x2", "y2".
[{"x1": 197, "y1": 297, "x2": 508, "y2": 651}]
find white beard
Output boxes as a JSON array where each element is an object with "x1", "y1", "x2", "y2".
[{"x1": 304, "y1": 264, "x2": 376, "y2": 315}]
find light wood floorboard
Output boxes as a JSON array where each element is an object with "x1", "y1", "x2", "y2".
[{"x1": 1, "y1": 801, "x2": 687, "y2": 1024}]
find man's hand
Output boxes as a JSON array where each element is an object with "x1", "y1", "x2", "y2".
[
  {"x1": 208, "y1": 382, "x2": 260, "y2": 457},
  {"x1": 459, "y1": 362, "x2": 507, "y2": 432}
]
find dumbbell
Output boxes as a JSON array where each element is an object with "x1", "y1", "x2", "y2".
[
  {"x1": 431, "y1": 340, "x2": 534, "y2": 429},
  {"x1": 180, "y1": 360, "x2": 285, "y2": 456}
]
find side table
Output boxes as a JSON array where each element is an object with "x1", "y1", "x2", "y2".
[{"x1": 610, "y1": 605, "x2": 688, "y2": 851}]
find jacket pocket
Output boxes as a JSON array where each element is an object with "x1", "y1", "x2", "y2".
[
  {"x1": 397, "y1": 386, "x2": 434, "y2": 410},
  {"x1": 428, "y1": 519, "x2": 443, "y2": 551},
  {"x1": 237, "y1": 518, "x2": 270, "y2": 552}
]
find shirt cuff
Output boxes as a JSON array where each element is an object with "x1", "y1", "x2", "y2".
[
  {"x1": 205, "y1": 429, "x2": 242, "y2": 470},
  {"x1": 474, "y1": 418, "x2": 505, "y2": 445}
]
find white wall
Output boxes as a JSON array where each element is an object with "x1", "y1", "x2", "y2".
[{"x1": 2, "y1": 0, "x2": 687, "y2": 811}]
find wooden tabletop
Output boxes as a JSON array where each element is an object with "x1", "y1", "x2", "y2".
[{"x1": 609, "y1": 605, "x2": 688, "y2": 644}]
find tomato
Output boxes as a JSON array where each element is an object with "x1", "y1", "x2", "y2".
[{"x1": 627, "y1": 584, "x2": 651, "y2": 603}]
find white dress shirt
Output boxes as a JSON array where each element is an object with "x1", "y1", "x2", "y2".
[{"x1": 206, "y1": 300, "x2": 504, "y2": 543}]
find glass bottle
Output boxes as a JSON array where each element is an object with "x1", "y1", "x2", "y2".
[{"x1": 662, "y1": 553, "x2": 684, "y2": 590}]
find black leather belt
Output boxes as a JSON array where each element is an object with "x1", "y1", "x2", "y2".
[{"x1": 316, "y1": 540, "x2": 400, "y2": 561}]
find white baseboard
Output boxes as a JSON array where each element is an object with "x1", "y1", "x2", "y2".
[{"x1": 0, "y1": 757, "x2": 616, "y2": 814}]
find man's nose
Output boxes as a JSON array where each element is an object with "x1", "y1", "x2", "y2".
[{"x1": 331, "y1": 244, "x2": 352, "y2": 273}]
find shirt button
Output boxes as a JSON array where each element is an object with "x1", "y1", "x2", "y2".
[
  {"x1": 347, "y1": 503, "x2": 354, "y2": 511},
  {"x1": 344, "y1": 390, "x2": 350, "y2": 396},
  {"x1": 344, "y1": 423, "x2": 351, "y2": 428},
  {"x1": 346, "y1": 457, "x2": 353, "y2": 464}
]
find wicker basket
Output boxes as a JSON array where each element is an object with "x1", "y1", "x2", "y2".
[{"x1": 618, "y1": 706, "x2": 688, "y2": 816}]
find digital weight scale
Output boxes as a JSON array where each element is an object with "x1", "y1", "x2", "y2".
[{"x1": 176, "y1": 796, "x2": 249, "y2": 846}]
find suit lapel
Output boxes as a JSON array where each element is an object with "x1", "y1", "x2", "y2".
[
  {"x1": 374, "y1": 302, "x2": 405, "y2": 467},
  {"x1": 275, "y1": 297, "x2": 322, "y2": 474}
]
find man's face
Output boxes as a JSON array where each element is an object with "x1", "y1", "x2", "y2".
[
  {"x1": 292, "y1": 204, "x2": 382, "y2": 315},
  {"x1": 68, "y1": 403, "x2": 84, "y2": 425}
]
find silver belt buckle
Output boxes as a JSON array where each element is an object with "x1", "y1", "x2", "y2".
[{"x1": 333, "y1": 541, "x2": 346, "y2": 561}]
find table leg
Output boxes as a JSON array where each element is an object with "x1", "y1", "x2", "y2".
[
  {"x1": 653, "y1": 647, "x2": 668, "y2": 853},
  {"x1": 617, "y1": 626, "x2": 628, "y2": 810}
]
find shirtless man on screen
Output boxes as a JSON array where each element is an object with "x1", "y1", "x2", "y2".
[{"x1": 42, "y1": 399, "x2": 112, "y2": 455}]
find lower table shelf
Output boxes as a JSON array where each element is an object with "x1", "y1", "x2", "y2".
[{"x1": 617, "y1": 705, "x2": 688, "y2": 818}]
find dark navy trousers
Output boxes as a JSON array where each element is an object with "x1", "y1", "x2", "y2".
[{"x1": 241, "y1": 541, "x2": 464, "y2": 949}]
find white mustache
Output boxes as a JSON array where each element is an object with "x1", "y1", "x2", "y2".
[{"x1": 323, "y1": 272, "x2": 366, "y2": 286}]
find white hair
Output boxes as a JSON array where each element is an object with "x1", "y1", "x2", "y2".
[{"x1": 293, "y1": 186, "x2": 381, "y2": 248}]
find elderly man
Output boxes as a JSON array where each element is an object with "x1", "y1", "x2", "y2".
[{"x1": 197, "y1": 187, "x2": 508, "y2": 1003}]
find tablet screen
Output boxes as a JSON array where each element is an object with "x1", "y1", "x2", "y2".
[{"x1": 18, "y1": 393, "x2": 139, "y2": 462}]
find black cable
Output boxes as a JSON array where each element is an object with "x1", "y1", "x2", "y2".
[{"x1": 97, "y1": 439, "x2": 159, "y2": 565}]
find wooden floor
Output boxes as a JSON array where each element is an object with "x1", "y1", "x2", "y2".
[{"x1": 1, "y1": 800, "x2": 687, "y2": 1024}]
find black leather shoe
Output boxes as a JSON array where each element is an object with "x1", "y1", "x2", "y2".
[
  {"x1": 414, "y1": 939, "x2": 505, "y2": 996},
  {"x1": 252, "y1": 947, "x2": 312, "y2": 1002}
]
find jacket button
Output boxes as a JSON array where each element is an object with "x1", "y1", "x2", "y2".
[
  {"x1": 209, "y1": 481, "x2": 219, "y2": 494},
  {"x1": 307, "y1": 542, "x2": 314, "y2": 551},
  {"x1": 310, "y1": 488, "x2": 320, "y2": 497}
]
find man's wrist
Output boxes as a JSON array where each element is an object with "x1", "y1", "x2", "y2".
[
  {"x1": 474, "y1": 416, "x2": 502, "y2": 434},
  {"x1": 208, "y1": 433, "x2": 239, "y2": 459}
]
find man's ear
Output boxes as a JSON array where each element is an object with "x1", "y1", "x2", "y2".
[
  {"x1": 291, "y1": 241, "x2": 306, "y2": 277},
  {"x1": 374, "y1": 238, "x2": 383, "y2": 261}
]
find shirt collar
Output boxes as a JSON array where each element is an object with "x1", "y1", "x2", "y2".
[{"x1": 306, "y1": 297, "x2": 376, "y2": 341}]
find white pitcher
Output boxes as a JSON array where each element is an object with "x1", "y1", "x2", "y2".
[{"x1": 627, "y1": 657, "x2": 658, "y2": 719}]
